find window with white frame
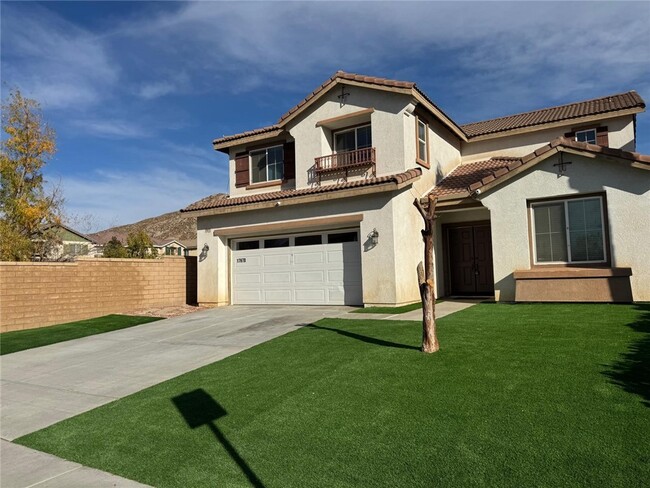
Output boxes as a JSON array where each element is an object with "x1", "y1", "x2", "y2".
[
  {"x1": 250, "y1": 145, "x2": 284, "y2": 183},
  {"x1": 416, "y1": 117, "x2": 428, "y2": 163},
  {"x1": 333, "y1": 125, "x2": 372, "y2": 153},
  {"x1": 575, "y1": 128, "x2": 597, "y2": 144},
  {"x1": 531, "y1": 196, "x2": 606, "y2": 264}
]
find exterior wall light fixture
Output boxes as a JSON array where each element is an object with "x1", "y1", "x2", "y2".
[{"x1": 368, "y1": 228, "x2": 379, "y2": 245}]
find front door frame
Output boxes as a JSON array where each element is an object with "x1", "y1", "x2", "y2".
[{"x1": 441, "y1": 220, "x2": 494, "y2": 297}]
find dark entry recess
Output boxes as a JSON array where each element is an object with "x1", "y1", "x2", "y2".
[{"x1": 445, "y1": 222, "x2": 494, "y2": 296}]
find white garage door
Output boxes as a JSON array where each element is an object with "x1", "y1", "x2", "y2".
[{"x1": 232, "y1": 230, "x2": 362, "y2": 305}]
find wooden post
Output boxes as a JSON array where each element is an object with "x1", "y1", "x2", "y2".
[{"x1": 414, "y1": 194, "x2": 439, "y2": 353}]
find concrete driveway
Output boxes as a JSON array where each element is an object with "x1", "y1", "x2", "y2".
[
  {"x1": 1, "y1": 305, "x2": 354, "y2": 487},
  {"x1": 1, "y1": 305, "x2": 352, "y2": 441}
]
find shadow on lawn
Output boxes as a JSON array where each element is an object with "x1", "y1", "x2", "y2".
[
  {"x1": 172, "y1": 389, "x2": 265, "y2": 487},
  {"x1": 603, "y1": 303, "x2": 650, "y2": 408},
  {"x1": 302, "y1": 323, "x2": 419, "y2": 351}
]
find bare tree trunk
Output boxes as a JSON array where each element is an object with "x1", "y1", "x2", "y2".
[{"x1": 414, "y1": 195, "x2": 439, "y2": 353}]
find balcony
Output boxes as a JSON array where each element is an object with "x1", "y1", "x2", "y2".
[{"x1": 314, "y1": 147, "x2": 376, "y2": 184}]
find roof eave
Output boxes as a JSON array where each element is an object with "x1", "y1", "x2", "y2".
[
  {"x1": 412, "y1": 91, "x2": 468, "y2": 142},
  {"x1": 212, "y1": 128, "x2": 285, "y2": 153},
  {"x1": 477, "y1": 144, "x2": 650, "y2": 195},
  {"x1": 182, "y1": 177, "x2": 420, "y2": 217}
]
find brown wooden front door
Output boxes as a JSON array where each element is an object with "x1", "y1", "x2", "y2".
[{"x1": 447, "y1": 223, "x2": 494, "y2": 296}]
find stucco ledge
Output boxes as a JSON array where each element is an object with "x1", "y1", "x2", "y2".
[{"x1": 513, "y1": 267, "x2": 633, "y2": 303}]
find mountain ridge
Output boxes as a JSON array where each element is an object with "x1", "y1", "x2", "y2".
[{"x1": 88, "y1": 193, "x2": 226, "y2": 245}]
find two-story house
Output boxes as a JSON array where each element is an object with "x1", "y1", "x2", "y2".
[{"x1": 182, "y1": 71, "x2": 649, "y2": 306}]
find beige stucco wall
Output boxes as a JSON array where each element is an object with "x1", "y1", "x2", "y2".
[
  {"x1": 286, "y1": 86, "x2": 413, "y2": 188},
  {"x1": 224, "y1": 85, "x2": 464, "y2": 200},
  {"x1": 196, "y1": 188, "x2": 432, "y2": 307},
  {"x1": 480, "y1": 153, "x2": 650, "y2": 301},
  {"x1": 461, "y1": 115, "x2": 636, "y2": 163}
]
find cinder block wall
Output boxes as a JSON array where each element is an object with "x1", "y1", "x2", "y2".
[{"x1": 0, "y1": 257, "x2": 198, "y2": 332}]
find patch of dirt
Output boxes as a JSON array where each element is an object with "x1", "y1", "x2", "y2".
[{"x1": 126, "y1": 304, "x2": 213, "y2": 319}]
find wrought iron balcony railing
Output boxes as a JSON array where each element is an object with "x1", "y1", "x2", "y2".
[{"x1": 314, "y1": 147, "x2": 376, "y2": 183}]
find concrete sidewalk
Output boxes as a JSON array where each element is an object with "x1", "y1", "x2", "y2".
[
  {"x1": 1, "y1": 440, "x2": 151, "y2": 487},
  {"x1": 0, "y1": 305, "x2": 352, "y2": 488}
]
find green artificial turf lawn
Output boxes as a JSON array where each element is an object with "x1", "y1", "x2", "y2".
[
  {"x1": 1, "y1": 314, "x2": 162, "y2": 355},
  {"x1": 16, "y1": 303, "x2": 650, "y2": 487}
]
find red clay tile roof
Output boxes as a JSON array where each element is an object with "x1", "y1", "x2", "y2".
[
  {"x1": 461, "y1": 91, "x2": 645, "y2": 138},
  {"x1": 428, "y1": 137, "x2": 650, "y2": 200},
  {"x1": 182, "y1": 168, "x2": 422, "y2": 212},
  {"x1": 429, "y1": 158, "x2": 516, "y2": 198},
  {"x1": 212, "y1": 75, "x2": 645, "y2": 147},
  {"x1": 213, "y1": 125, "x2": 281, "y2": 145}
]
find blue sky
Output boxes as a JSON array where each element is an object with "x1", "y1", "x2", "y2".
[{"x1": 2, "y1": 1, "x2": 649, "y2": 231}]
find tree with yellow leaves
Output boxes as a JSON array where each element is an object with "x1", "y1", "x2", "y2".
[{"x1": 1, "y1": 89, "x2": 63, "y2": 261}]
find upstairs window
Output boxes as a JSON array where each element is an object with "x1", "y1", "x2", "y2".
[
  {"x1": 334, "y1": 125, "x2": 372, "y2": 153},
  {"x1": 531, "y1": 196, "x2": 606, "y2": 264},
  {"x1": 416, "y1": 117, "x2": 429, "y2": 167},
  {"x1": 575, "y1": 128, "x2": 597, "y2": 145},
  {"x1": 250, "y1": 145, "x2": 284, "y2": 183}
]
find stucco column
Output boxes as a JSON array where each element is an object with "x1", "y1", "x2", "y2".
[{"x1": 197, "y1": 227, "x2": 230, "y2": 306}]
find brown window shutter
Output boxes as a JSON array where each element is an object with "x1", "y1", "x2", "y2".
[
  {"x1": 283, "y1": 142, "x2": 295, "y2": 180},
  {"x1": 564, "y1": 131, "x2": 575, "y2": 140},
  {"x1": 596, "y1": 126, "x2": 609, "y2": 147},
  {"x1": 234, "y1": 153, "x2": 249, "y2": 187}
]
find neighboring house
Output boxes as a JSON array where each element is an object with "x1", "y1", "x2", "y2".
[
  {"x1": 153, "y1": 239, "x2": 187, "y2": 257},
  {"x1": 41, "y1": 224, "x2": 99, "y2": 260},
  {"x1": 179, "y1": 239, "x2": 198, "y2": 257},
  {"x1": 181, "y1": 71, "x2": 649, "y2": 306}
]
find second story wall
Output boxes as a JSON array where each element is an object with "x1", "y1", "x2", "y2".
[
  {"x1": 461, "y1": 115, "x2": 636, "y2": 163},
  {"x1": 407, "y1": 108, "x2": 462, "y2": 195},
  {"x1": 286, "y1": 86, "x2": 413, "y2": 188},
  {"x1": 227, "y1": 134, "x2": 296, "y2": 197}
]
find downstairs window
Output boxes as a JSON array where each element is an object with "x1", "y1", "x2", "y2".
[{"x1": 530, "y1": 196, "x2": 606, "y2": 264}]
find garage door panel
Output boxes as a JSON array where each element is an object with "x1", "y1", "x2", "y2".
[
  {"x1": 234, "y1": 273, "x2": 262, "y2": 284},
  {"x1": 295, "y1": 289, "x2": 326, "y2": 303},
  {"x1": 294, "y1": 270, "x2": 325, "y2": 283},
  {"x1": 263, "y1": 254, "x2": 291, "y2": 266},
  {"x1": 264, "y1": 272, "x2": 291, "y2": 284},
  {"x1": 234, "y1": 255, "x2": 261, "y2": 267},
  {"x1": 264, "y1": 290, "x2": 292, "y2": 303},
  {"x1": 293, "y1": 252, "x2": 324, "y2": 265}
]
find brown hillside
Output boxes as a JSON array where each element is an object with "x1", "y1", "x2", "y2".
[{"x1": 89, "y1": 193, "x2": 226, "y2": 245}]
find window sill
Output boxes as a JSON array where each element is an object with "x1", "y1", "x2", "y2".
[
  {"x1": 416, "y1": 158, "x2": 430, "y2": 169},
  {"x1": 246, "y1": 180, "x2": 284, "y2": 190}
]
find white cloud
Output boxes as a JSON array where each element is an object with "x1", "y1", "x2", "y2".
[
  {"x1": 71, "y1": 119, "x2": 151, "y2": 139},
  {"x1": 1, "y1": 3, "x2": 119, "y2": 109},
  {"x1": 60, "y1": 167, "x2": 224, "y2": 231},
  {"x1": 138, "y1": 81, "x2": 176, "y2": 100},
  {"x1": 108, "y1": 1, "x2": 648, "y2": 124}
]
